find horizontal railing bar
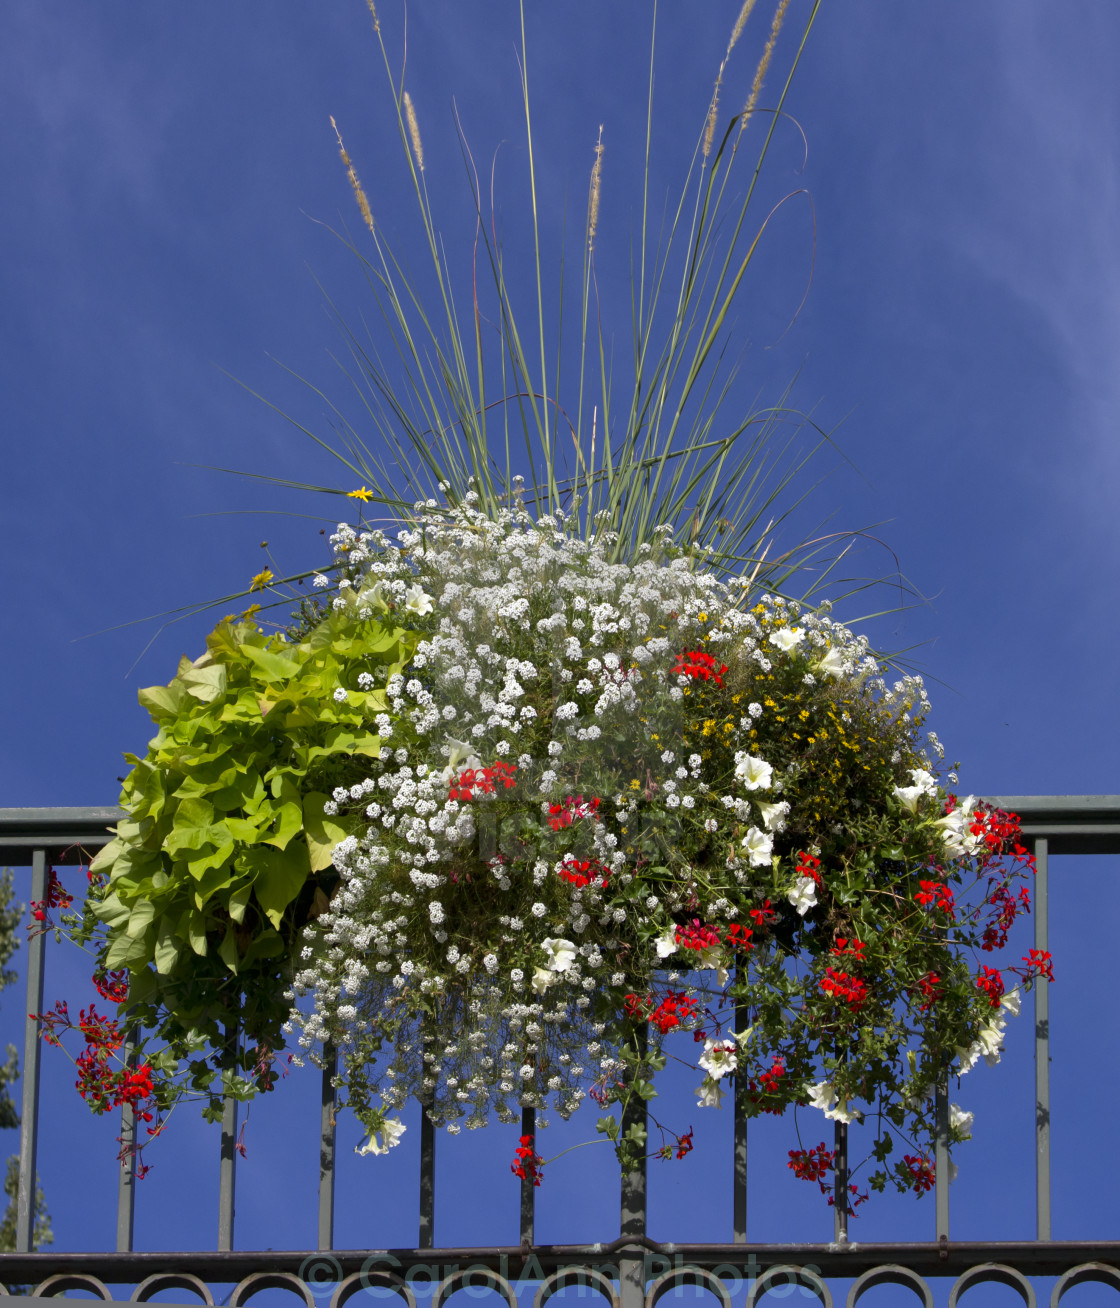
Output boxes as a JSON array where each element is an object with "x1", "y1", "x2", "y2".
[
  {"x1": 983, "y1": 795, "x2": 1120, "y2": 854},
  {"x1": 3, "y1": 1241, "x2": 1120, "y2": 1281},
  {"x1": 0, "y1": 807, "x2": 125, "y2": 864}
]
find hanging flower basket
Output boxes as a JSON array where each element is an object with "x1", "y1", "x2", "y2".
[{"x1": 45, "y1": 499, "x2": 1049, "y2": 1205}]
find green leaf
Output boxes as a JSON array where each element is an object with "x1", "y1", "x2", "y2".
[
  {"x1": 180, "y1": 662, "x2": 229, "y2": 703},
  {"x1": 137, "y1": 681, "x2": 189, "y2": 719},
  {"x1": 106, "y1": 929, "x2": 153, "y2": 970},
  {"x1": 252, "y1": 843, "x2": 311, "y2": 929},
  {"x1": 217, "y1": 928, "x2": 239, "y2": 973},
  {"x1": 227, "y1": 884, "x2": 251, "y2": 925},
  {"x1": 241, "y1": 645, "x2": 301, "y2": 683},
  {"x1": 186, "y1": 911, "x2": 209, "y2": 956},
  {"x1": 304, "y1": 792, "x2": 355, "y2": 872},
  {"x1": 90, "y1": 838, "x2": 124, "y2": 874},
  {"x1": 91, "y1": 893, "x2": 131, "y2": 930},
  {"x1": 154, "y1": 925, "x2": 181, "y2": 975},
  {"x1": 126, "y1": 899, "x2": 156, "y2": 939},
  {"x1": 264, "y1": 800, "x2": 303, "y2": 851}
]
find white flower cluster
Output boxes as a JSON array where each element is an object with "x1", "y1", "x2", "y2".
[{"x1": 286, "y1": 499, "x2": 939, "y2": 1141}]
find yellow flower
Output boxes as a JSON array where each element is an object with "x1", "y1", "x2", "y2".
[
  {"x1": 243, "y1": 603, "x2": 261, "y2": 618},
  {"x1": 250, "y1": 569, "x2": 274, "y2": 592},
  {"x1": 630, "y1": 780, "x2": 641, "y2": 791},
  {"x1": 347, "y1": 486, "x2": 374, "y2": 502}
]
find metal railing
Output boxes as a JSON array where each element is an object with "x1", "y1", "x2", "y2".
[{"x1": 0, "y1": 798, "x2": 1118, "y2": 1308}]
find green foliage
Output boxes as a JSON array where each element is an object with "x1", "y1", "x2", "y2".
[
  {"x1": 0, "y1": 869, "x2": 51, "y2": 1254},
  {"x1": 78, "y1": 604, "x2": 416, "y2": 1106},
  {"x1": 0, "y1": 871, "x2": 22, "y2": 1133},
  {"x1": 0, "y1": 1156, "x2": 51, "y2": 1254}
]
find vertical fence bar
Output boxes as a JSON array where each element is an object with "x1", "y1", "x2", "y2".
[
  {"x1": 318, "y1": 1044, "x2": 336, "y2": 1252},
  {"x1": 419, "y1": 1103, "x2": 435, "y2": 1248},
  {"x1": 935, "y1": 1079, "x2": 950, "y2": 1243},
  {"x1": 733, "y1": 995, "x2": 748, "y2": 1243},
  {"x1": 832, "y1": 1120, "x2": 848, "y2": 1244},
  {"x1": 217, "y1": 1025, "x2": 238, "y2": 1252},
  {"x1": 16, "y1": 850, "x2": 47, "y2": 1254},
  {"x1": 116, "y1": 1037, "x2": 136, "y2": 1253},
  {"x1": 1034, "y1": 836, "x2": 1051, "y2": 1241},
  {"x1": 619, "y1": 1027, "x2": 648, "y2": 1308},
  {"x1": 520, "y1": 1104, "x2": 536, "y2": 1247}
]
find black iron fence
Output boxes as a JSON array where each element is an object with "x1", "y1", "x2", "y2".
[{"x1": 0, "y1": 798, "x2": 1118, "y2": 1308}]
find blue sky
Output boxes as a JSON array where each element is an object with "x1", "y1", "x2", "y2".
[{"x1": 1, "y1": 1, "x2": 1118, "y2": 1298}]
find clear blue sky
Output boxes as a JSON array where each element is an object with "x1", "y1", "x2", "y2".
[{"x1": 1, "y1": 2, "x2": 1117, "y2": 1300}]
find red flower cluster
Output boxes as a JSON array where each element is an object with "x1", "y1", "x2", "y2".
[
  {"x1": 511, "y1": 1134, "x2": 544, "y2": 1186},
  {"x1": 980, "y1": 883, "x2": 1030, "y2": 951},
  {"x1": 944, "y1": 800, "x2": 1035, "y2": 872},
  {"x1": 904, "y1": 1154, "x2": 935, "y2": 1194},
  {"x1": 671, "y1": 650, "x2": 729, "y2": 688},
  {"x1": 675, "y1": 920, "x2": 722, "y2": 952},
  {"x1": 624, "y1": 991, "x2": 700, "y2": 1034},
  {"x1": 975, "y1": 965, "x2": 1005, "y2": 1008},
  {"x1": 558, "y1": 857, "x2": 611, "y2": 890},
  {"x1": 819, "y1": 968, "x2": 870, "y2": 1011},
  {"x1": 916, "y1": 880, "x2": 955, "y2": 918},
  {"x1": 830, "y1": 937, "x2": 866, "y2": 961},
  {"x1": 1014, "y1": 949, "x2": 1054, "y2": 983},
  {"x1": 748, "y1": 899, "x2": 779, "y2": 929},
  {"x1": 448, "y1": 761, "x2": 517, "y2": 802},
  {"x1": 29, "y1": 868, "x2": 74, "y2": 932},
  {"x1": 912, "y1": 972, "x2": 943, "y2": 1012},
  {"x1": 650, "y1": 992, "x2": 700, "y2": 1035},
  {"x1": 746, "y1": 1056, "x2": 787, "y2": 1113},
  {"x1": 36, "y1": 1000, "x2": 158, "y2": 1127},
  {"x1": 92, "y1": 969, "x2": 129, "y2": 1004},
  {"x1": 547, "y1": 795, "x2": 600, "y2": 831},
  {"x1": 788, "y1": 1141, "x2": 834, "y2": 1182},
  {"x1": 795, "y1": 852, "x2": 822, "y2": 886}
]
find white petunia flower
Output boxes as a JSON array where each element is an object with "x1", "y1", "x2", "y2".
[
  {"x1": 735, "y1": 753, "x2": 773, "y2": 790},
  {"x1": 755, "y1": 800, "x2": 790, "y2": 832},
  {"x1": 541, "y1": 938, "x2": 577, "y2": 972},
  {"x1": 655, "y1": 926, "x2": 679, "y2": 959},
  {"x1": 806, "y1": 1080, "x2": 859, "y2": 1123},
  {"x1": 531, "y1": 966, "x2": 556, "y2": 995},
  {"x1": 741, "y1": 826, "x2": 773, "y2": 867},
  {"x1": 788, "y1": 876, "x2": 818, "y2": 916},
  {"x1": 949, "y1": 1103, "x2": 974, "y2": 1138},
  {"x1": 816, "y1": 646, "x2": 845, "y2": 677},
  {"x1": 696, "y1": 1077, "x2": 724, "y2": 1109},
  {"x1": 769, "y1": 627, "x2": 805, "y2": 652},
  {"x1": 698, "y1": 1038, "x2": 738, "y2": 1080},
  {"x1": 356, "y1": 1116, "x2": 407, "y2": 1156},
  {"x1": 404, "y1": 584, "x2": 434, "y2": 616}
]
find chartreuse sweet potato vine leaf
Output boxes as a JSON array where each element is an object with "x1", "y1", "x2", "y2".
[{"x1": 79, "y1": 604, "x2": 416, "y2": 1111}]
